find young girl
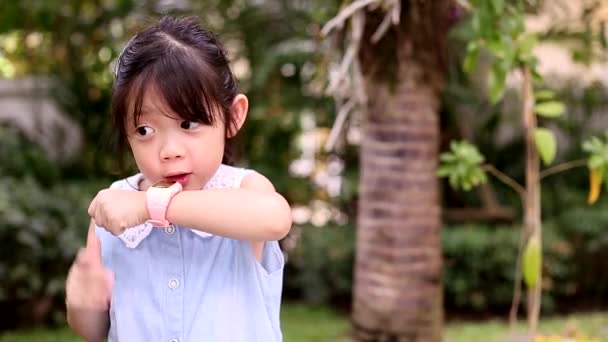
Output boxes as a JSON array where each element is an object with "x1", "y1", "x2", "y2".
[{"x1": 65, "y1": 16, "x2": 292, "y2": 342}]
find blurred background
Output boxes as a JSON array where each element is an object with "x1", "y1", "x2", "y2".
[{"x1": 1, "y1": 0, "x2": 608, "y2": 341}]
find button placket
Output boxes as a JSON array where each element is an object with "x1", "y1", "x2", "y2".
[{"x1": 162, "y1": 223, "x2": 183, "y2": 341}]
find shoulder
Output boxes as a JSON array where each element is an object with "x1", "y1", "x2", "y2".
[
  {"x1": 213, "y1": 164, "x2": 274, "y2": 192},
  {"x1": 240, "y1": 171, "x2": 276, "y2": 193},
  {"x1": 108, "y1": 173, "x2": 143, "y2": 191}
]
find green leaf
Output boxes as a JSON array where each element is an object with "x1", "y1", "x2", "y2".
[
  {"x1": 437, "y1": 165, "x2": 452, "y2": 177},
  {"x1": 489, "y1": 65, "x2": 506, "y2": 104},
  {"x1": 534, "y1": 90, "x2": 555, "y2": 101},
  {"x1": 471, "y1": 13, "x2": 480, "y2": 34},
  {"x1": 517, "y1": 33, "x2": 537, "y2": 62},
  {"x1": 490, "y1": 0, "x2": 504, "y2": 13},
  {"x1": 531, "y1": 66, "x2": 544, "y2": 84},
  {"x1": 438, "y1": 140, "x2": 488, "y2": 191},
  {"x1": 523, "y1": 234, "x2": 542, "y2": 288},
  {"x1": 440, "y1": 153, "x2": 457, "y2": 162},
  {"x1": 589, "y1": 155, "x2": 604, "y2": 170},
  {"x1": 463, "y1": 41, "x2": 479, "y2": 74},
  {"x1": 487, "y1": 39, "x2": 506, "y2": 59},
  {"x1": 583, "y1": 136, "x2": 602, "y2": 153},
  {"x1": 535, "y1": 101, "x2": 565, "y2": 118},
  {"x1": 534, "y1": 128, "x2": 557, "y2": 165}
]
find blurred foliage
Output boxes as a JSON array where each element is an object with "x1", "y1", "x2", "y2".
[
  {"x1": 550, "y1": 194, "x2": 608, "y2": 307},
  {"x1": 0, "y1": 127, "x2": 60, "y2": 186},
  {"x1": 582, "y1": 131, "x2": 608, "y2": 171},
  {"x1": 284, "y1": 224, "x2": 354, "y2": 306},
  {"x1": 582, "y1": 130, "x2": 608, "y2": 204},
  {"x1": 283, "y1": 197, "x2": 608, "y2": 316},
  {"x1": 443, "y1": 223, "x2": 572, "y2": 314},
  {"x1": 0, "y1": 178, "x2": 101, "y2": 329},
  {"x1": 459, "y1": 0, "x2": 531, "y2": 103},
  {"x1": 0, "y1": 0, "x2": 138, "y2": 177},
  {"x1": 445, "y1": 191, "x2": 608, "y2": 315},
  {"x1": 0, "y1": 127, "x2": 109, "y2": 329},
  {"x1": 441, "y1": 0, "x2": 608, "y2": 316},
  {"x1": 437, "y1": 140, "x2": 488, "y2": 191},
  {"x1": 442, "y1": 0, "x2": 608, "y2": 217},
  {"x1": 0, "y1": 0, "x2": 337, "y2": 198}
]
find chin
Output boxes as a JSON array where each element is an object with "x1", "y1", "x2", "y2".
[{"x1": 186, "y1": 181, "x2": 204, "y2": 191}]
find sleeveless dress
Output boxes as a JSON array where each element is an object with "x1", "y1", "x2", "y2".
[{"x1": 95, "y1": 164, "x2": 285, "y2": 342}]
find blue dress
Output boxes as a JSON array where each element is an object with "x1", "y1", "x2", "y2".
[{"x1": 95, "y1": 165, "x2": 285, "y2": 342}]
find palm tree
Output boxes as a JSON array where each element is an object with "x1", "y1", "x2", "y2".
[{"x1": 323, "y1": 1, "x2": 454, "y2": 340}]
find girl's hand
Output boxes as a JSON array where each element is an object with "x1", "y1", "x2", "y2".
[
  {"x1": 88, "y1": 189, "x2": 148, "y2": 235},
  {"x1": 66, "y1": 226, "x2": 114, "y2": 311}
]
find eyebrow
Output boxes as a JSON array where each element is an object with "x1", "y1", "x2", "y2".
[
  {"x1": 138, "y1": 106, "x2": 183, "y2": 122},
  {"x1": 139, "y1": 107, "x2": 155, "y2": 115}
]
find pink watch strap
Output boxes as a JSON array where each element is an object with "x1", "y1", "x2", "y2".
[{"x1": 146, "y1": 182, "x2": 182, "y2": 227}]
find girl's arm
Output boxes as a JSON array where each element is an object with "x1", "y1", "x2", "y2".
[
  {"x1": 66, "y1": 222, "x2": 111, "y2": 342},
  {"x1": 67, "y1": 308, "x2": 109, "y2": 342},
  {"x1": 166, "y1": 172, "x2": 292, "y2": 241}
]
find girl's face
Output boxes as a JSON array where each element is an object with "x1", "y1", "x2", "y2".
[{"x1": 127, "y1": 86, "x2": 226, "y2": 191}]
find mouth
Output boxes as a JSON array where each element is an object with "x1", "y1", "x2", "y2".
[{"x1": 164, "y1": 173, "x2": 191, "y2": 186}]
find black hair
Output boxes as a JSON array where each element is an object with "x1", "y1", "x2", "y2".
[{"x1": 112, "y1": 16, "x2": 239, "y2": 165}]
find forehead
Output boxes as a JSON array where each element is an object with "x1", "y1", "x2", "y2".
[
  {"x1": 127, "y1": 84, "x2": 177, "y2": 121},
  {"x1": 122, "y1": 70, "x2": 222, "y2": 128}
]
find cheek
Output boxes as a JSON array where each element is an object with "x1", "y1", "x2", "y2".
[
  {"x1": 193, "y1": 132, "x2": 225, "y2": 165},
  {"x1": 128, "y1": 141, "x2": 152, "y2": 168}
]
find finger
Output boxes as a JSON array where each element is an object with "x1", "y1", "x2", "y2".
[
  {"x1": 74, "y1": 248, "x2": 89, "y2": 266},
  {"x1": 104, "y1": 212, "x2": 124, "y2": 236},
  {"x1": 105, "y1": 270, "x2": 115, "y2": 290},
  {"x1": 104, "y1": 270, "x2": 115, "y2": 303},
  {"x1": 87, "y1": 198, "x2": 97, "y2": 219},
  {"x1": 85, "y1": 220, "x2": 103, "y2": 266},
  {"x1": 99, "y1": 209, "x2": 117, "y2": 235},
  {"x1": 95, "y1": 206, "x2": 111, "y2": 234},
  {"x1": 109, "y1": 224, "x2": 124, "y2": 236}
]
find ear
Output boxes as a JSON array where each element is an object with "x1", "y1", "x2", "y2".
[{"x1": 227, "y1": 94, "x2": 248, "y2": 138}]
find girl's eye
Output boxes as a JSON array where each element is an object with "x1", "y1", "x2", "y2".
[
  {"x1": 180, "y1": 121, "x2": 201, "y2": 130},
  {"x1": 135, "y1": 126, "x2": 154, "y2": 136}
]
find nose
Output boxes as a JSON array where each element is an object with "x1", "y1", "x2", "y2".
[{"x1": 159, "y1": 135, "x2": 185, "y2": 161}]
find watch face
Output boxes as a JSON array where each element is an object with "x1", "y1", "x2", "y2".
[{"x1": 152, "y1": 180, "x2": 177, "y2": 188}]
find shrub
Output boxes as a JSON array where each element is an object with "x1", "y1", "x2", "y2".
[
  {"x1": 283, "y1": 224, "x2": 355, "y2": 307},
  {"x1": 0, "y1": 177, "x2": 104, "y2": 329}
]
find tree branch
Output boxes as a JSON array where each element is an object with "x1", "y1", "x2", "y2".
[
  {"x1": 482, "y1": 164, "x2": 526, "y2": 199},
  {"x1": 539, "y1": 159, "x2": 587, "y2": 180},
  {"x1": 324, "y1": 98, "x2": 355, "y2": 152},
  {"x1": 509, "y1": 223, "x2": 527, "y2": 326},
  {"x1": 321, "y1": 0, "x2": 380, "y2": 36}
]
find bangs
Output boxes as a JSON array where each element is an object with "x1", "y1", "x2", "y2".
[
  {"x1": 111, "y1": 16, "x2": 241, "y2": 166},
  {"x1": 123, "y1": 47, "x2": 224, "y2": 129}
]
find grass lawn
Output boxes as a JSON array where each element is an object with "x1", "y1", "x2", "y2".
[
  {"x1": 2, "y1": 304, "x2": 608, "y2": 341},
  {"x1": 447, "y1": 313, "x2": 608, "y2": 342},
  {"x1": 0, "y1": 303, "x2": 350, "y2": 342}
]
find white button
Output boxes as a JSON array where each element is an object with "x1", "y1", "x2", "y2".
[
  {"x1": 169, "y1": 339, "x2": 179, "y2": 342},
  {"x1": 168, "y1": 278, "x2": 179, "y2": 289},
  {"x1": 164, "y1": 225, "x2": 175, "y2": 235}
]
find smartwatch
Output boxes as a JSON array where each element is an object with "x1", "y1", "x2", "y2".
[{"x1": 146, "y1": 180, "x2": 182, "y2": 227}]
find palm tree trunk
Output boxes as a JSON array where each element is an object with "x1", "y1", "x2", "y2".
[{"x1": 352, "y1": 2, "x2": 451, "y2": 340}]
